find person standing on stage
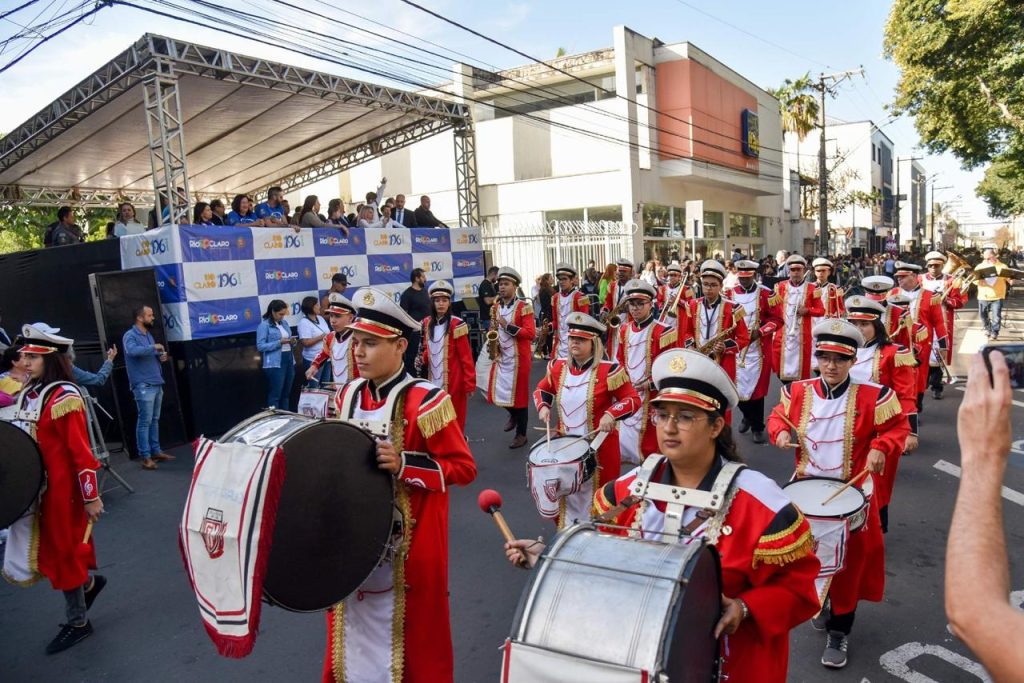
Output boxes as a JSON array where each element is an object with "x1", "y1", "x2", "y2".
[
  {"x1": 811, "y1": 258, "x2": 845, "y2": 326},
  {"x1": 768, "y1": 320, "x2": 909, "y2": 669},
  {"x1": 532, "y1": 312, "x2": 641, "y2": 528},
  {"x1": 122, "y1": 305, "x2": 172, "y2": 471},
  {"x1": 920, "y1": 251, "x2": 965, "y2": 399},
  {"x1": 614, "y1": 279, "x2": 678, "y2": 464},
  {"x1": 601, "y1": 258, "x2": 635, "y2": 316},
  {"x1": 890, "y1": 261, "x2": 948, "y2": 412},
  {"x1": 655, "y1": 262, "x2": 694, "y2": 330},
  {"x1": 770, "y1": 255, "x2": 824, "y2": 383},
  {"x1": 1, "y1": 328, "x2": 107, "y2": 654},
  {"x1": 419, "y1": 281, "x2": 475, "y2": 430},
  {"x1": 326, "y1": 288, "x2": 476, "y2": 683},
  {"x1": 484, "y1": 267, "x2": 536, "y2": 449},
  {"x1": 305, "y1": 294, "x2": 358, "y2": 386},
  {"x1": 973, "y1": 246, "x2": 1009, "y2": 340},
  {"x1": 729, "y1": 259, "x2": 782, "y2": 444},
  {"x1": 510, "y1": 350, "x2": 821, "y2": 683},
  {"x1": 548, "y1": 263, "x2": 590, "y2": 360},
  {"x1": 684, "y1": 260, "x2": 749, "y2": 386}
]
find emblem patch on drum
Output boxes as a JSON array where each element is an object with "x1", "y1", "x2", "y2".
[
  {"x1": 201, "y1": 507, "x2": 227, "y2": 559},
  {"x1": 543, "y1": 478, "x2": 561, "y2": 502}
]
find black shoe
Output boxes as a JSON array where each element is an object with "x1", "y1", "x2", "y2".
[
  {"x1": 46, "y1": 621, "x2": 93, "y2": 655},
  {"x1": 811, "y1": 596, "x2": 830, "y2": 631},
  {"x1": 738, "y1": 418, "x2": 750, "y2": 434},
  {"x1": 84, "y1": 575, "x2": 106, "y2": 611},
  {"x1": 821, "y1": 630, "x2": 849, "y2": 668},
  {"x1": 932, "y1": 389, "x2": 943, "y2": 400},
  {"x1": 752, "y1": 430, "x2": 767, "y2": 444}
]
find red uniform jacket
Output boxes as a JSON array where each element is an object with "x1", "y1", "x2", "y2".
[
  {"x1": 920, "y1": 273, "x2": 965, "y2": 364},
  {"x1": 889, "y1": 287, "x2": 948, "y2": 394},
  {"x1": 728, "y1": 284, "x2": 783, "y2": 401},
  {"x1": 815, "y1": 282, "x2": 846, "y2": 319},
  {"x1": 769, "y1": 281, "x2": 826, "y2": 381},
  {"x1": 533, "y1": 358, "x2": 641, "y2": 526},
  {"x1": 309, "y1": 330, "x2": 359, "y2": 384},
  {"x1": 548, "y1": 289, "x2": 591, "y2": 359},
  {"x1": 601, "y1": 279, "x2": 628, "y2": 313},
  {"x1": 616, "y1": 316, "x2": 680, "y2": 460},
  {"x1": 485, "y1": 298, "x2": 536, "y2": 409},
  {"x1": 767, "y1": 377, "x2": 910, "y2": 616},
  {"x1": 683, "y1": 297, "x2": 750, "y2": 383},
  {"x1": 593, "y1": 457, "x2": 820, "y2": 683},
  {"x1": 325, "y1": 379, "x2": 476, "y2": 683},
  {"x1": 419, "y1": 315, "x2": 476, "y2": 430}
]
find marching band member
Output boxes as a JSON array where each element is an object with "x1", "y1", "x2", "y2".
[
  {"x1": 600, "y1": 258, "x2": 635, "y2": 315},
  {"x1": 684, "y1": 260, "x2": 749, "y2": 386},
  {"x1": 509, "y1": 349, "x2": 821, "y2": 683},
  {"x1": 305, "y1": 293, "x2": 358, "y2": 385},
  {"x1": 532, "y1": 313, "x2": 641, "y2": 528},
  {"x1": 655, "y1": 262, "x2": 694, "y2": 330},
  {"x1": 770, "y1": 255, "x2": 825, "y2": 383},
  {"x1": 845, "y1": 296, "x2": 919, "y2": 532},
  {"x1": 920, "y1": 251, "x2": 965, "y2": 399},
  {"x1": 484, "y1": 267, "x2": 537, "y2": 449},
  {"x1": 890, "y1": 262, "x2": 948, "y2": 411},
  {"x1": 768, "y1": 320, "x2": 910, "y2": 669},
  {"x1": 549, "y1": 263, "x2": 590, "y2": 360},
  {"x1": 326, "y1": 288, "x2": 476, "y2": 683},
  {"x1": 811, "y1": 257, "x2": 845, "y2": 326},
  {"x1": 614, "y1": 279, "x2": 679, "y2": 464},
  {"x1": 2, "y1": 327, "x2": 106, "y2": 654},
  {"x1": 420, "y1": 281, "x2": 476, "y2": 430},
  {"x1": 861, "y1": 276, "x2": 903, "y2": 339},
  {"x1": 730, "y1": 259, "x2": 782, "y2": 444}
]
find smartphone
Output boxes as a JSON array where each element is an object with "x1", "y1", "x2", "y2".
[{"x1": 982, "y1": 343, "x2": 1024, "y2": 388}]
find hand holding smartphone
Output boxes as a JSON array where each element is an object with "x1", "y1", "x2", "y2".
[{"x1": 981, "y1": 343, "x2": 1024, "y2": 388}]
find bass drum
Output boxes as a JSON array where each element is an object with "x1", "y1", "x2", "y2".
[
  {"x1": 220, "y1": 410, "x2": 393, "y2": 612},
  {"x1": 505, "y1": 524, "x2": 721, "y2": 683},
  {"x1": 0, "y1": 419, "x2": 44, "y2": 529}
]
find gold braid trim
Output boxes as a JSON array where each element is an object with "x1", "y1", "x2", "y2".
[
  {"x1": 843, "y1": 386, "x2": 858, "y2": 481},
  {"x1": 778, "y1": 386, "x2": 791, "y2": 415},
  {"x1": 452, "y1": 323, "x2": 468, "y2": 339},
  {"x1": 417, "y1": 394, "x2": 455, "y2": 439},
  {"x1": 591, "y1": 482, "x2": 613, "y2": 518},
  {"x1": 916, "y1": 326, "x2": 928, "y2": 342},
  {"x1": 659, "y1": 328, "x2": 678, "y2": 349},
  {"x1": 330, "y1": 602, "x2": 346, "y2": 682},
  {"x1": 894, "y1": 349, "x2": 915, "y2": 367},
  {"x1": 390, "y1": 393, "x2": 411, "y2": 683},
  {"x1": 753, "y1": 528, "x2": 814, "y2": 567},
  {"x1": 50, "y1": 394, "x2": 83, "y2": 419},
  {"x1": 606, "y1": 366, "x2": 628, "y2": 391},
  {"x1": 520, "y1": 301, "x2": 534, "y2": 316},
  {"x1": 796, "y1": 386, "x2": 813, "y2": 477},
  {"x1": 875, "y1": 390, "x2": 903, "y2": 426}
]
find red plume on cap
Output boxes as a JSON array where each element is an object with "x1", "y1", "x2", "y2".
[{"x1": 478, "y1": 489, "x2": 503, "y2": 513}]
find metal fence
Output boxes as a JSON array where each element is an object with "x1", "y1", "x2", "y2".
[{"x1": 481, "y1": 220, "x2": 636, "y2": 288}]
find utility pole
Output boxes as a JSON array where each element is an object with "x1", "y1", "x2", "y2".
[{"x1": 814, "y1": 67, "x2": 865, "y2": 254}]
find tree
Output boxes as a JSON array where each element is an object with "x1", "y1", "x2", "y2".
[
  {"x1": 0, "y1": 204, "x2": 115, "y2": 254},
  {"x1": 975, "y1": 153, "x2": 1024, "y2": 217},
  {"x1": 768, "y1": 73, "x2": 820, "y2": 144}
]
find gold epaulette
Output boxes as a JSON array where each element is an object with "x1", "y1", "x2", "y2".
[
  {"x1": 520, "y1": 300, "x2": 534, "y2": 316},
  {"x1": 767, "y1": 286, "x2": 782, "y2": 307},
  {"x1": 50, "y1": 392, "x2": 84, "y2": 420},
  {"x1": 894, "y1": 348, "x2": 915, "y2": 366},
  {"x1": 732, "y1": 306, "x2": 746, "y2": 322},
  {"x1": 417, "y1": 394, "x2": 456, "y2": 439},
  {"x1": 753, "y1": 514, "x2": 814, "y2": 568},
  {"x1": 659, "y1": 328, "x2": 678, "y2": 349},
  {"x1": 875, "y1": 389, "x2": 902, "y2": 425},
  {"x1": 452, "y1": 322, "x2": 468, "y2": 339},
  {"x1": 607, "y1": 365, "x2": 628, "y2": 391},
  {"x1": 915, "y1": 326, "x2": 928, "y2": 342}
]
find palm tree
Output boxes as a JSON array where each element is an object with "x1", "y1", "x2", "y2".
[{"x1": 769, "y1": 73, "x2": 820, "y2": 179}]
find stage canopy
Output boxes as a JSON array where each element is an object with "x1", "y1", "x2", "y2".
[{"x1": 0, "y1": 33, "x2": 479, "y2": 225}]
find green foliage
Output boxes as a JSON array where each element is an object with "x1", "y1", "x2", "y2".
[
  {"x1": 767, "y1": 73, "x2": 820, "y2": 142},
  {"x1": 975, "y1": 154, "x2": 1024, "y2": 218},
  {"x1": 0, "y1": 205, "x2": 116, "y2": 254}
]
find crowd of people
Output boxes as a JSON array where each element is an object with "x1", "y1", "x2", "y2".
[{"x1": 2, "y1": 241, "x2": 1021, "y2": 681}]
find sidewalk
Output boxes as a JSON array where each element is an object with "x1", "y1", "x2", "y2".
[{"x1": 951, "y1": 292, "x2": 1024, "y2": 376}]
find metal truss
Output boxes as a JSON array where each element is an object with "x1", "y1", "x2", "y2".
[
  {"x1": 260, "y1": 117, "x2": 455, "y2": 197},
  {"x1": 453, "y1": 120, "x2": 480, "y2": 228},
  {"x1": 0, "y1": 185, "x2": 155, "y2": 208},
  {"x1": 142, "y1": 62, "x2": 191, "y2": 226}
]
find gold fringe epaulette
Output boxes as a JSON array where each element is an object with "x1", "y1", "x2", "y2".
[
  {"x1": 50, "y1": 394, "x2": 84, "y2": 420},
  {"x1": 768, "y1": 289, "x2": 782, "y2": 307},
  {"x1": 894, "y1": 349, "x2": 915, "y2": 366},
  {"x1": 607, "y1": 366, "x2": 628, "y2": 391},
  {"x1": 753, "y1": 526, "x2": 814, "y2": 568},
  {"x1": 875, "y1": 390, "x2": 902, "y2": 425},
  {"x1": 417, "y1": 394, "x2": 456, "y2": 439},
  {"x1": 931, "y1": 295, "x2": 941, "y2": 305},
  {"x1": 453, "y1": 322, "x2": 468, "y2": 339},
  {"x1": 915, "y1": 326, "x2": 928, "y2": 342},
  {"x1": 520, "y1": 301, "x2": 534, "y2": 316},
  {"x1": 659, "y1": 328, "x2": 678, "y2": 349}
]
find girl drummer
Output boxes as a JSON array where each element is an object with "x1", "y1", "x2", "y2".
[
  {"x1": 532, "y1": 312, "x2": 640, "y2": 528},
  {"x1": 510, "y1": 349, "x2": 820, "y2": 682},
  {"x1": 304, "y1": 293, "x2": 358, "y2": 386},
  {"x1": 419, "y1": 281, "x2": 476, "y2": 430}
]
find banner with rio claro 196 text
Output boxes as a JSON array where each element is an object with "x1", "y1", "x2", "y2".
[{"x1": 120, "y1": 225, "x2": 484, "y2": 341}]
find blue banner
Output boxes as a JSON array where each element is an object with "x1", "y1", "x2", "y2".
[
  {"x1": 179, "y1": 225, "x2": 254, "y2": 263},
  {"x1": 154, "y1": 263, "x2": 186, "y2": 304},
  {"x1": 410, "y1": 228, "x2": 452, "y2": 253},
  {"x1": 311, "y1": 229, "x2": 368, "y2": 256},
  {"x1": 187, "y1": 296, "x2": 261, "y2": 339},
  {"x1": 255, "y1": 257, "x2": 318, "y2": 295},
  {"x1": 453, "y1": 251, "x2": 485, "y2": 279},
  {"x1": 368, "y1": 253, "x2": 415, "y2": 285}
]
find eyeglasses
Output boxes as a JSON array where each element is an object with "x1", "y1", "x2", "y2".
[
  {"x1": 813, "y1": 354, "x2": 852, "y2": 366},
  {"x1": 627, "y1": 300, "x2": 649, "y2": 308},
  {"x1": 651, "y1": 412, "x2": 709, "y2": 429}
]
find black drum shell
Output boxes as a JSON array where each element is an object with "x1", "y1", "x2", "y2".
[{"x1": 0, "y1": 420, "x2": 44, "y2": 529}]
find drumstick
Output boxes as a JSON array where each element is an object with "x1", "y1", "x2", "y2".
[
  {"x1": 77, "y1": 521, "x2": 94, "y2": 563},
  {"x1": 820, "y1": 468, "x2": 871, "y2": 506},
  {"x1": 545, "y1": 414, "x2": 551, "y2": 451},
  {"x1": 551, "y1": 428, "x2": 602, "y2": 452},
  {"x1": 774, "y1": 412, "x2": 806, "y2": 449}
]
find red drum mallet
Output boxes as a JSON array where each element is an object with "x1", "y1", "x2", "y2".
[{"x1": 478, "y1": 489, "x2": 515, "y2": 543}]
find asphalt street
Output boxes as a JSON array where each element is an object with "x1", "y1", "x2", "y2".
[{"x1": 4, "y1": 300, "x2": 1024, "y2": 682}]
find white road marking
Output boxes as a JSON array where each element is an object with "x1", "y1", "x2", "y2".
[
  {"x1": 879, "y1": 642, "x2": 991, "y2": 682},
  {"x1": 953, "y1": 385, "x2": 1024, "y2": 408},
  {"x1": 934, "y1": 459, "x2": 1024, "y2": 506}
]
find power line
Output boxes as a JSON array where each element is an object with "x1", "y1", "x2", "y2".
[{"x1": 0, "y1": 1, "x2": 104, "y2": 75}]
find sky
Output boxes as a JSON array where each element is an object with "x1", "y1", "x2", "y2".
[{"x1": 0, "y1": 0, "x2": 996, "y2": 228}]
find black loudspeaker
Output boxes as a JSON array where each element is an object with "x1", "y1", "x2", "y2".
[
  {"x1": 851, "y1": 247, "x2": 864, "y2": 258},
  {"x1": 89, "y1": 269, "x2": 188, "y2": 456}
]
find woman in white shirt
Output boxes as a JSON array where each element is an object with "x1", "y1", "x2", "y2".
[{"x1": 297, "y1": 296, "x2": 331, "y2": 386}]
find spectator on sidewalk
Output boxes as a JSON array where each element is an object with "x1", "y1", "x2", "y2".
[
  {"x1": 122, "y1": 306, "x2": 172, "y2": 470},
  {"x1": 297, "y1": 296, "x2": 331, "y2": 386},
  {"x1": 477, "y1": 267, "x2": 498, "y2": 328},
  {"x1": 321, "y1": 273, "x2": 349, "y2": 313},
  {"x1": 975, "y1": 247, "x2": 1009, "y2": 340},
  {"x1": 256, "y1": 300, "x2": 296, "y2": 410}
]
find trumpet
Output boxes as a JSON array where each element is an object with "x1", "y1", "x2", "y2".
[
  {"x1": 605, "y1": 298, "x2": 631, "y2": 328},
  {"x1": 932, "y1": 346, "x2": 958, "y2": 384},
  {"x1": 535, "y1": 316, "x2": 552, "y2": 358},
  {"x1": 938, "y1": 250, "x2": 972, "y2": 303},
  {"x1": 486, "y1": 304, "x2": 500, "y2": 361},
  {"x1": 659, "y1": 273, "x2": 692, "y2": 323}
]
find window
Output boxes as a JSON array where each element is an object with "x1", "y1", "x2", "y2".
[
  {"x1": 586, "y1": 205, "x2": 621, "y2": 223},
  {"x1": 728, "y1": 214, "x2": 765, "y2": 238},
  {"x1": 672, "y1": 207, "x2": 686, "y2": 233},
  {"x1": 644, "y1": 204, "x2": 671, "y2": 237},
  {"x1": 872, "y1": 144, "x2": 876, "y2": 162},
  {"x1": 545, "y1": 208, "x2": 584, "y2": 223},
  {"x1": 703, "y1": 211, "x2": 724, "y2": 238}
]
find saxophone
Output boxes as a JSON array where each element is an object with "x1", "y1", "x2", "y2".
[
  {"x1": 696, "y1": 322, "x2": 738, "y2": 358},
  {"x1": 486, "y1": 303, "x2": 500, "y2": 360}
]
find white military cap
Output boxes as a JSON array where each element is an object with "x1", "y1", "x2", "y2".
[
  {"x1": 566, "y1": 312, "x2": 606, "y2": 339},
  {"x1": 650, "y1": 349, "x2": 739, "y2": 413},
  {"x1": 844, "y1": 296, "x2": 885, "y2": 321},
  {"x1": 699, "y1": 260, "x2": 727, "y2": 280},
  {"x1": 349, "y1": 288, "x2": 420, "y2": 339},
  {"x1": 623, "y1": 278, "x2": 656, "y2": 300},
  {"x1": 812, "y1": 319, "x2": 864, "y2": 357}
]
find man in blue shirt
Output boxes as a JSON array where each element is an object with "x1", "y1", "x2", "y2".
[
  {"x1": 255, "y1": 186, "x2": 289, "y2": 227},
  {"x1": 122, "y1": 306, "x2": 172, "y2": 470}
]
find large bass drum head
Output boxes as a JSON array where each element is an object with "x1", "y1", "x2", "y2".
[
  {"x1": 262, "y1": 420, "x2": 393, "y2": 612},
  {"x1": 0, "y1": 420, "x2": 44, "y2": 528},
  {"x1": 664, "y1": 544, "x2": 722, "y2": 682}
]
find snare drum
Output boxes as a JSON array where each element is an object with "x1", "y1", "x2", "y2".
[
  {"x1": 504, "y1": 523, "x2": 721, "y2": 682},
  {"x1": 220, "y1": 410, "x2": 393, "y2": 611},
  {"x1": 297, "y1": 389, "x2": 335, "y2": 418},
  {"x1": 784, "y1": 476, "x2": 869, "y2": 532},
  {"x1": 526, "y1": 436, "x2": 598, "y2": 519}
]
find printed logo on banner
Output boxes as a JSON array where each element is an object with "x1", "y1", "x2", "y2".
[
  {"x1": 180, "y1": 226, "x2": 254, "y2": 262},
  {"x1": 312, "y1": 229, "x2": 366, "y2": 256},
  {"x1": 452, "y1": 229, "x2": 481, "y2": 252},
  {"x1": 410, "y1": 228, "x2": 450, "y2": 253},
  {"x1": 454, "y1": 276, "x2": 480, "y2": 302},
  {"x1": 154, "y1": 264, "x2": 185, "y2": 304},
  {"x1": 256, "y1": 258, "x2": 318, "y2": 295},
  {"x1": 316, "y1": 255, "x2": 368, "y2": 288},
  {"x1": 159, "y1": 303, "x2": 191, "y2": 342},
  {"x1": 417, "y1": 252, "x2": 453, "y2": 280},
  {"x1": 453, "y1": 252, "x2": 485, "y2": 279},
  {"x1": 365, "y1": 228, "x2": 408, "y2": 255},
  {"x1": 253, "y1": 229, "x2": 315, "y2": 260},
  {"x1": 182, "y1": 260, "x2": 259, "y2": 300},
  {"x1": 135, "y1": 236, "x2": 170, "y2": 258},
  {"x1": 188, "y1": 297, "x2": 261, "y2": 339},
  {"x1": 368, "y1": 254, "x2": 413, "y2": 285}
]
